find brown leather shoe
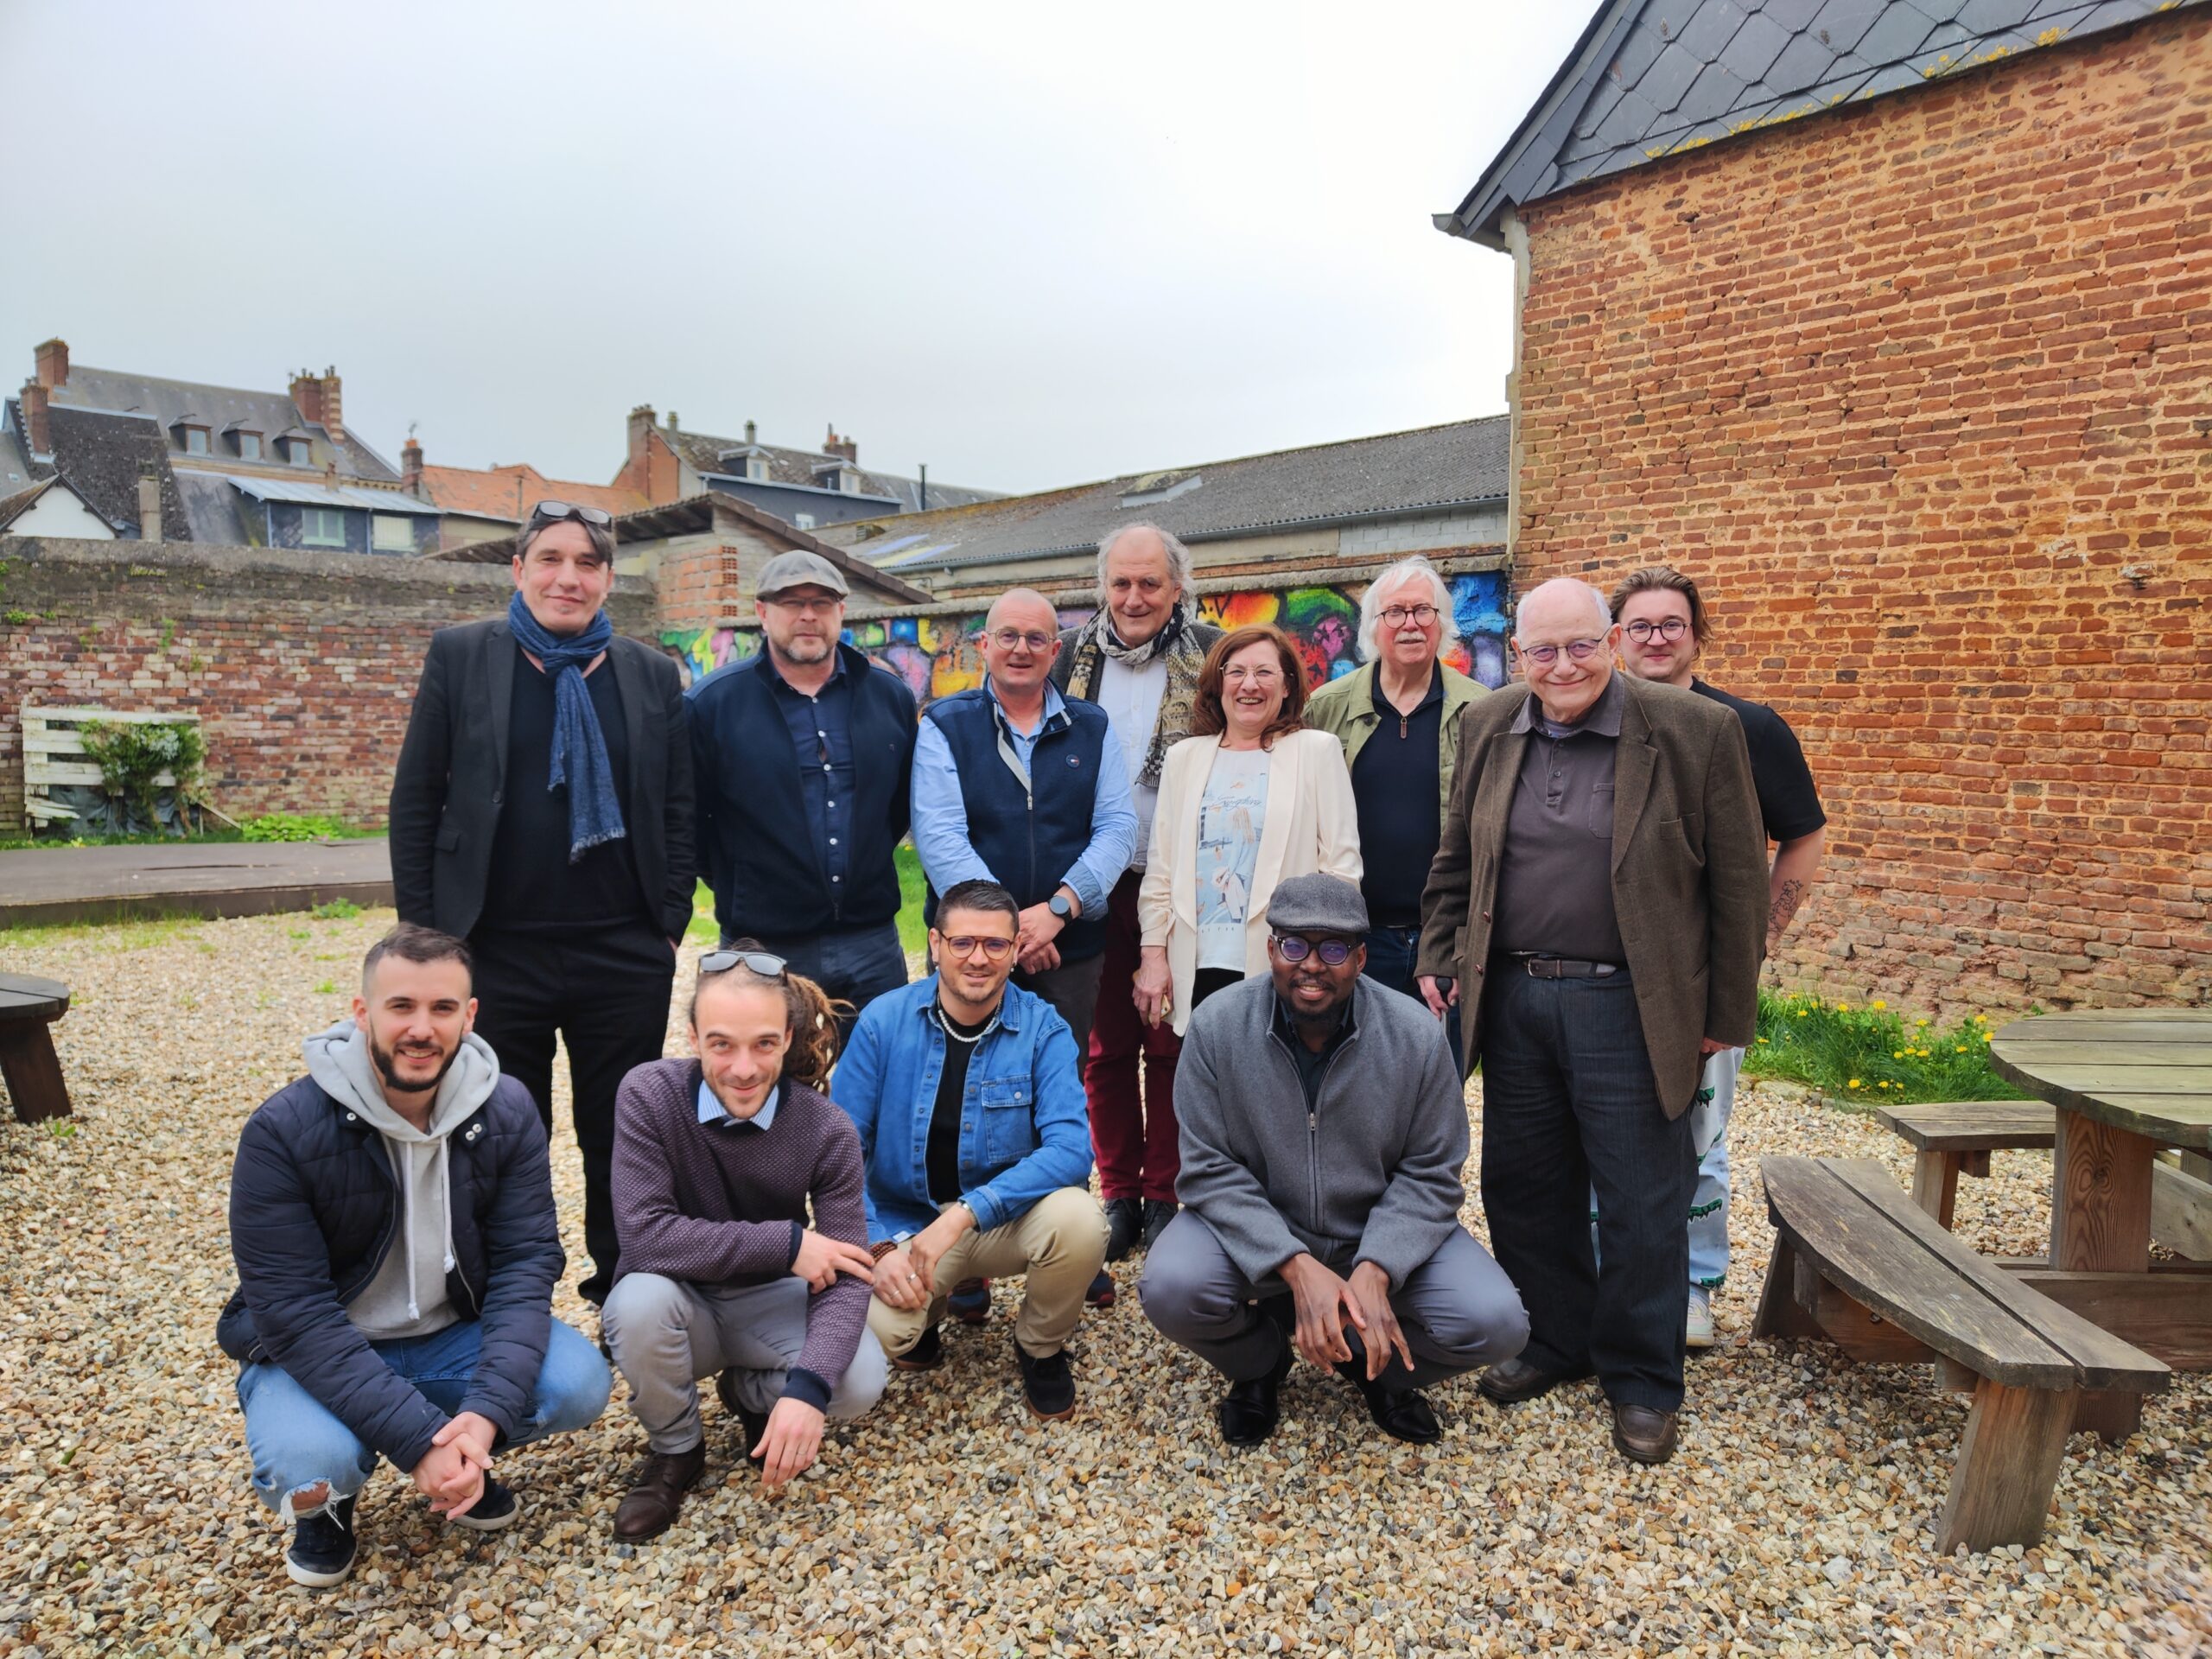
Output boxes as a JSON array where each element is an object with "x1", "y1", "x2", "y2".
[
  {"x1": 1611, "y1": 1402, "x2": 1679, "y2": 1465},
  {"x1": 613, "y1": 1445, "x2": 706, "y2": 1541},
  {"x1": 1477, "y1": 1355, "x2": 1584, "y2": 1406}
]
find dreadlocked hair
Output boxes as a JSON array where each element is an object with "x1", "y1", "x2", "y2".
[{"x1": 692, "y1": 939, "x2": 851, "y2": 1090}]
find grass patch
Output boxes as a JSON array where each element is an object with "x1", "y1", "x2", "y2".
[
  {"x1": 685, "y1": 843, "x2": 931, "y2": 957},
  {"x1": 308, "y1": 899, "x2": 363, "y2": 921},
  {"x1": 241, "y1": 813, "x2": 376, "y2": 842},
  {"x1": 0, "y1": 828, "x2": 247, "y2": 852},
  {"x1": 1745, "y1": 988, "x2": 2030, "y2": 1105}
]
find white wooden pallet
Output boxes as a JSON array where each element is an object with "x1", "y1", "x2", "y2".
[{"x1": 21, "y1": 705, "x2": 200, "y2": 825}]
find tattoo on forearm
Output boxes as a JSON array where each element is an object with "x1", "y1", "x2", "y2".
[{"x1": 1768, "y1": 878, "x2": 1808, "y2": 949}]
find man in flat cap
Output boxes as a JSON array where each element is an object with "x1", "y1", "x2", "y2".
[
  {"x1": 1139, "y1": 873, "x2": 1526, "y2": 1447},
  {"x1": 689, "y1": 550, "x2": 918, "y2": 1046}
]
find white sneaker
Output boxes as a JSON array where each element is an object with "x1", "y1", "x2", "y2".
[{"x1": 1686, "y1": 1288, "x2": 1716, "y2": 1351}]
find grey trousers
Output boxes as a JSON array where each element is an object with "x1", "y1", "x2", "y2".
[
  {"x1": 1138, "y1": 1211, "x2": 1529, "y2": 1387},
  {"x1": 601, "y1": 1273, "x2": 888, "y2": 1454}
]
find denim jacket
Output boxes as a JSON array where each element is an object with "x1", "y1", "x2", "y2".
[{"x1": 830, "y1": 976, "x2": 1093, "y2": 1241}]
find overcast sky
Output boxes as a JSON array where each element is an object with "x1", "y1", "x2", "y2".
[{"x1": 0, "y1": 2, "x2": 1595, "y2": 495}]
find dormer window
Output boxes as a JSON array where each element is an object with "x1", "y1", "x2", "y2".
[
  {"x1": 238, "y1": 432, "x2": 263, "y2": 460},
  {"x1": 175, "y1": 422, "x2": 210, "y2": 455},
  {"x1": 283, "y1": 436, "x2": 312, "y2": 466},
  {"x1": 746, "y1": 455, "x2": 769, "y2": 482},
  {"x1": 816, "y1": 462, "x2": 861, "y2": 494}
]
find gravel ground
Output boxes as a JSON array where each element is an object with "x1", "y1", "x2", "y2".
[{"x1": 1, "y1": 909, "x2": 2207, "y2": 1658}]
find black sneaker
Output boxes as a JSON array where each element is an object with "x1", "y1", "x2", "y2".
[
  {"x1": 1103, "y1": 1198, "x2": 1143, "y2": 1262},
  {"x1": 1015, "y1": 1336, "x2": 1077, "y2": 1420},
  {"x1": 893, "y1": 1323, "x2": 944, "y2": 1372},
  {"x1": 449, "y1": 1474, "x2": 522, "y2": 1531},
  {"x1": 285, "y1": 1494, "x2": 358, "y2": 1588},
  {"x1": 1141, "y1": 1198, "x2": 1179, "y2": 1250}
]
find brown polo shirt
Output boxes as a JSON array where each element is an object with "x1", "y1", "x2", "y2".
[{"x1": 1490, "y1": 672, "x2": 1627, "y2": 965}]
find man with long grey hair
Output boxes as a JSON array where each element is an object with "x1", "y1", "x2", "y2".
[
  {"x1": 1306, "y1": 556, "x2": 1483, "y2": 1068},
  {"x1": 1050, "y1": 522, "x2": 1223, "y2": 1290}
]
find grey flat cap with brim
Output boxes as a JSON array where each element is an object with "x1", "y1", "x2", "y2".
[
  {"x1": 756, "y1": 549, "x2": 849, "y2": 599},
  {"x1": 1265, "y1": 873, "x2": 1370, "y2": 936}
]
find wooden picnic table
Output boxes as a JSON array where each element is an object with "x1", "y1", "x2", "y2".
[
  {"x1": 1988, "y1": 1008, "x2": 2212, "y2": 1438},
  {"x1": 0, "y1": 973, "x2": 73, "y2": 1123}
]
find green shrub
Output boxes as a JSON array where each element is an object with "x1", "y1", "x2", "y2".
[
  {"x1": 242, "y1": 812, "x2": 353, "y2": 842},
  {"x1": 1745, "y1": 989, "x2": 2030, "y2": 1105},
  {"x1": 76, "y1": 719, "x2": 205, "y2": 835},
  {"x1": 308, "y1": 899, "x2": 363, "y2": 920}
]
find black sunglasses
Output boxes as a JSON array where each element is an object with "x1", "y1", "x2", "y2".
[
  {"x1": 529, "y1": 499, "x2": 614, "y2": 528},
  {"x1": 700, "y1": 949, "x2": 789, "y2": 980},
  {"x1": 1274, "y1": 935, "x2": 1357, "y2": 966}
]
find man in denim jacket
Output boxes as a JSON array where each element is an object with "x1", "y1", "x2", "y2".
[{"x1": 832, "y1": 879, "x2": 1109, "y2": 1420}]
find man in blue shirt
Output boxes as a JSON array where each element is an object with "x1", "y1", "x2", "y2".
[
  {"x1": 910, "y1": 588, "x2": 1138, "y2": 1059},
  {"x1": 689, "y1": 550, "x2": 918, "y2": 1045},
  {"x1": 832, "y1": 880, "x2": 1109, "y2": 1420}
]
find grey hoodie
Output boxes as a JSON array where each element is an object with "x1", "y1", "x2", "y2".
[{"x1": 302, "y1": 1019, "x2": 503, "y2": 1341}]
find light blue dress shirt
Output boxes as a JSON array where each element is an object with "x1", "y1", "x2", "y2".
[
  {"x1": 909, "y1": 678, "x2": 1137, "y2": 918},
  {"x1": 696, "y1": 1077, "x2": 779, "y2": 1130}
]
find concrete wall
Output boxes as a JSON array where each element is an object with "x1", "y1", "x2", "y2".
[
  {"x1": 0, "y1": 537, "x2": 657, "y2": 832},
  {"x1": 1504, "y1": 10, "x2": 2212, "y2": 1012}
]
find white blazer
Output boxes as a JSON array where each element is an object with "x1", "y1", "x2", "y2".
[{"x1": 1137, "y1": 728, "x2": 1363, "y2": 1035}]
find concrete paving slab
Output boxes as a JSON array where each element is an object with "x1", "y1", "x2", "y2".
[{"x1": 0, "y1": 839, "x2": 393, "y2": 928}]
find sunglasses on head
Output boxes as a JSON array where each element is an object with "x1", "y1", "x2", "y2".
[
  {"x1": 529, "y1": 499, "x2": 614, "y2": 528},
  {"x1": 699, "y1": 949, "x2": 789, "y2": 980},
  {"x1": 1274, "y1": 935, "x2": 1357, "y2": 966}
]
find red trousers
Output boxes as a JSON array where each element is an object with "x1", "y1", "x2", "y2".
[{"x1": 1084, "y1": 869, "x2": 1182, "y2": 1203}]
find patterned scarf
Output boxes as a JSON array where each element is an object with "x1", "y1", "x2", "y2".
[
  {"x1": 1061, "y1": 601, "x2": 1207, "y2": 789},
  {"x1": 505, "y1": 592, "x2": 626, "y2": 861}
]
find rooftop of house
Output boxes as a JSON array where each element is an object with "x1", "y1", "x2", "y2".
[
  {"x1": 814, "y1": 416, "x2": 1511, "y2": 575},
  {"x1": 657, "y1": 421, "x2": 1002, "y2": 514},
  {"x1": 4, "y1": 400, "x2": 189, "y2": 540},
  {"x1": 43, "y1": 361, "x2": 398, "y2": 480},
  {"x1": 1440, "y1": 0, "x2": 2212, "y2": 248},
  {"x1": 416, "y1": 461, "x2": 648, "y2": 524}
]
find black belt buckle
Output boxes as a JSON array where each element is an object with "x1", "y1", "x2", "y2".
[{"x1": 1516, "y1": 955, "x2": 1616, "y2": 980}]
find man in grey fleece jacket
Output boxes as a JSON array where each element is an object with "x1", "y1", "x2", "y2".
[{"x1": 1139, "y1": 874, "x2": 1527, "y2": 1446}]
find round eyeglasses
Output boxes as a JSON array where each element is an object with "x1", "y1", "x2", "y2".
[{"x1": 1273, "y1": 935, "x2": 1357, "y2": 966}]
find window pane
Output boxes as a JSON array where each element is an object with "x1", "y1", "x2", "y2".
[
  {"x1": 371, "y1": 513, "x2": 414, "y2": 551},
  {"x1": 185, "y1": 428, "x2": 207, "y2": 454},
  {"x1": 239, "y1": 433, "x2": 261, "y2": 460},
  {"x1": 302, "y1": 508, "x2": 346, "y2": 547}
]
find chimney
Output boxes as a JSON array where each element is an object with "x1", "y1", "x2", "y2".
[
  {"x1": 291, "y1": 369, "x2": 324, "y2": 428},
  {"x1": 318, "y1": 365, "x2": 343, "y2": 441},
  {"x1": 665, "y1": 410, "x2": 679, "y2": 432},
  {"x1": 19, "y1": 378, "x2": 50, "y2": 455},
  {"x1": 824, "y1": 423, "x2": 858, "y2": 464},
  {"x1": 34, "y1": 337, "x2": 68, "y2": 389},
  {"x1": 627, "y1": 404, "x2": 658, "y2": 461},
  {"x1": 744, "y1": 419, "x2": 757, "y2": 445},
  {"x1": 289, "y1": 367, "x2": 344, "y2": 441},
  {"x1": 401, "y1": 435, "x2": 424, "y2": 497},
  {"x1": 137, "y1": 466, "x2": 162, "y2": 543}
]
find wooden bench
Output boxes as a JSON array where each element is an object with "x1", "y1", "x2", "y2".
[
  {"x1": 1755, "y1": 1156, "x2": 2168, "y2": 1553},
  {"x1": 1873, "y1": 1101, "x2": 2055, "y2": 1228},
  {"x1": 0, "y1": 974, "x2": 73, "y2": 1122}
]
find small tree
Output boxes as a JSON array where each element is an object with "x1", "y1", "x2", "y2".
[{"x1": 76, "y1": 719, "x2": 206, "y2": 836}]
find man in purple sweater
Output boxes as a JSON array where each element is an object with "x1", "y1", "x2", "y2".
[{"x1": 602, "y1": 950, "x2": 886, "y2": 1541}]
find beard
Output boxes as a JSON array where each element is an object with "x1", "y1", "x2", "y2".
[{"x1": 370, "y1": 1032, "x2": 462, "y2": 1096}]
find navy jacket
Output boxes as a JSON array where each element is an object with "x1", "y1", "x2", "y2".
[
  {"x1": 920, "y1": 687, "x2": 1110, "y2": 962},
  {"x1": 688, "y1": 643, "x2": 918, "y2": 939},
  {"x1": 217, "y1": 1072, "x2": 564, "y2": 1474}
]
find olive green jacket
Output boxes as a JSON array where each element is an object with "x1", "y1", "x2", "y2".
[{"x1": 1304, "y1": 659, "x2": 1486, "y2": 832}]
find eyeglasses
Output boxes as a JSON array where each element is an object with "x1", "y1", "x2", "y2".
[
  {"x1": 989, "y1": 629, "x2": 1056, "y2": 652},
  {"x1": 1273, "y1": 935, "x2": 1357, "y2": 966},
  {"x1": 529, "y1": 499, "x2": 614, "y2": 528},
  {"x1": 1515, "y1": 637, "x2": 1606, "y2": 667},
  {"x1": 700, "y1": 949, "x2": 789, "y2": 979},
  {"x1": 938, "y1": 934, "x2": 1014, "y2": 961},
  {"x1": 1381, "y1": 604, "x2": 1440, "y2": 627},
  {"x1": 765, "y1": 594, "x2": 842, "y2": 616},
  {"x1": 1222, "y1": 665, "x2": 1282, "y2": 686},
  {"x1": 1624, "y1": 617, "x2": 1689, "y2": 643}
]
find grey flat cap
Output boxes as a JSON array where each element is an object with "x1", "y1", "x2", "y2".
[
  {"x1": 757, "y1": 549, "x2": 849, "y2": 600},
  {"x1": 1265, "y1": 873, "x2": 1370, "y2": 937}
]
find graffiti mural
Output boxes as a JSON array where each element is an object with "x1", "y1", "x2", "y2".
[{"x1": 665, "y1": 570, "x2": 1510, "y2": 702}]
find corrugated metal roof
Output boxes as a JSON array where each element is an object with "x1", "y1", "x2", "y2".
[
  {"x1": 1442, "y1": 0, "x2": 2212, "y2": 246},
  {"x1": 222, "y1": 474, "x2": 442, "y2": 514}
]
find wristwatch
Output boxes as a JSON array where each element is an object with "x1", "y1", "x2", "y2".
[{"x1": 1048, "y1": 893, "x2": 1075, "y2": 922}]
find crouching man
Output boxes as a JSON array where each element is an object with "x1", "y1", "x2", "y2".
[
  {"x1": 219, "y1": 925, "x2": 612, "y2": 1589},
  {"x1": 833, "y1": 880, "x2": 1109, "y2": 1420},
  {"x1": 603, "y1": 949, "x2": 888, "y2": 1540},
  {"x1": 1140, "y1": 874, "x2": 1527, "y2": 1446}
]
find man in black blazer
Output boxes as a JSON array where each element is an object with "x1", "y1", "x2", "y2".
[{"x1": 390, "y1": 501, "x2": 695, "y2": 1306}]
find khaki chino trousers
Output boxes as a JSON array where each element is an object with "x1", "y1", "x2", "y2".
[{"x1": 868, "y1": 1187, "x2": 1109, "y2": 1360}]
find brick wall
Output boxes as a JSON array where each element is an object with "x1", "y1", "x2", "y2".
[
  {"x1": 1508, "y1": 12, "x2": 2212, "y2": 1011},
  {"x1": 0, "y1": 537, "x2": 658, "y2": 832}
]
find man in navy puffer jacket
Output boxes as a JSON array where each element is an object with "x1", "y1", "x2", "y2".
[{"x1": 219, "y1": 925, "x2": 610, "y2": 1588}]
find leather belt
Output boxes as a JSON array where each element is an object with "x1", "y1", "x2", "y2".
[{"x1": 1502, "y1": 953, "x2": 1619, "y2": 980}]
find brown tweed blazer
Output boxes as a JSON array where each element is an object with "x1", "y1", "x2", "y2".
[{"x1": 1415, "y1": 675, "x2": 1769, "y2": 1117}]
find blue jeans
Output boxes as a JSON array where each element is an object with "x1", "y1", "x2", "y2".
[
  {"x1": 1363, "y1": 925, "x2": 1465, "y2": 1076},
  {"x1": 236, "y1": 1317, "x2": 612, "y2": 1516},
  {"x1": 731, "y1": 920, "x2": 909, "y2": 1049}
]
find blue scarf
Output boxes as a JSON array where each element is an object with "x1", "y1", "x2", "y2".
[{"x1": 505, "y1": 592, "x2": 626, "y2": 861}]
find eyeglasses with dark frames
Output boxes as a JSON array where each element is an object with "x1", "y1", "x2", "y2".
[
  {"x1": 988, "y1": 628, "x2": 1057, "y2": 653},
  {"x1": 1381, "y1": 604, "x2": 1440, "y2": 627},
  {"x1": 1623, "y1": 617, "x2": 1690, "y2": 643},
  {"x1": 1273, "y1": 935, "x2": 1358, "y2": 966},
  {"x1": 937, "y1": 934, "x2": 1015, "y2": 961}
]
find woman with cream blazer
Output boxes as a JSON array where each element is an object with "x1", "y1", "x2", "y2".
[{"x1": 1134, "y1": 626, "x2": 1362, "y2": 1036}]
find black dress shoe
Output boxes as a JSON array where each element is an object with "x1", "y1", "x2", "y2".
[
  {"x1": 1477, "y1": 1354, "x2": 1585, "y2": 1406},
  {"x1": 1141, "y1": 1198, "x2": 1179, "y2": 1250},
  {"x1": 1103, "y1": 1198, "x2": 1143, "y2": 1262},
  {"x1": 1611, "y1": 1402, "x2": 1679, "y2": 1465},
  {"x1": 893, "y1": 1323, "x2": 944, "y2": 1372},
  {"x1": 1333, "y1": 1336, "x2": 1444, "y2": 1444},
  {"x1": 1217, "y1": 1335, "x2": 1294, "y2": 1446}
]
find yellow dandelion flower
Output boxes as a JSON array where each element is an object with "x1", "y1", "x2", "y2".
[
  {"x1": 1847, "y1": 1078, "x2": 1862, "y2": 1089},
  {"x1": 1892, "y1": 1051, "x2": 1904, "y2": 1058},
  {"x1": 1916, "y1": 1018, "x2": 1929, "y2": 1027},
  {"x1": 1872, "y1": 1000, "x2": 1887, "y2": 1009},
  {"x1": 1955, "y1": 1046, "x2": 1967, "y2": 1053},
  {"x1": 1796, "y1": 1010, "x2": 1809, "y2": 1019}
]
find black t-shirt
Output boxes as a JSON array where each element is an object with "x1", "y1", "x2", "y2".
[
  {"x1": 1691, "y1": 679, "x2": 1826, "y2": 844},
  {"x1": 480, "y1": 651, "x2": 647, "y2": 931},
  {"x1": 926, "y1": 1003, "x2": 995, "y2": 1206},
  {"x1": 1349, "y1": 665, "x2": 1446, "y2": 928}
]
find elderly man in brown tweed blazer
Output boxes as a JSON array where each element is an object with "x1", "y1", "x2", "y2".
[{"x1": 1416, "y1": 576, "x2": 1766, "y2": 1465}]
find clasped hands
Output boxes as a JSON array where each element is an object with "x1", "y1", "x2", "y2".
[
  {"x1": 1277, "y1": 1255, "x2": 1413, "y2": 1382},
  {"x1": 871, "y1": 1203, "x2": 976, "y2": 1313}
]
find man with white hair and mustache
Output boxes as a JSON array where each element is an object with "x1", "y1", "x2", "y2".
[
  {"x1": 1306, "y1": 555, "x2": 1484, "y2": 1068},
  {"x1": 1415, "y1": 577, "x2": 1766, "y2": 1465}
]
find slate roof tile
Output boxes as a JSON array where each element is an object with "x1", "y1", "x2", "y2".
[
  {"x1": 1639, "y1": 40, "x2": 1707, "y2": 111},
  {"x1": 1680, "y1": 0, "x2": 1753, "y2": 57},
  {"x1": 1722, "y1": 10, "x2": 1797, "y2": 78},
  {"x1": 1858, "y1": 3, "x2": 1942, "y2": 60}
]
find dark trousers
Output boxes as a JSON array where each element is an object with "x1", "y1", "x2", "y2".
[
  {"x1": 1476, "y1": 963, "x2": 1695, "y2": 1412},
  {"x1": 1085, "y1": 871, "x2": 1183, "y2": 1204},
  {"x1": 471, "y1": 920, "x2": 675, "y2": 1306},
  {"x1": 1013, "y1": 950, "x2": 1102, "y2": 1058},
  {"x1": 727, "y1": 918, "x2": 908, "y2": 1052},
  {"x1": 1363, "y1": 924, "x2": 1465, "y2": 1076}
]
